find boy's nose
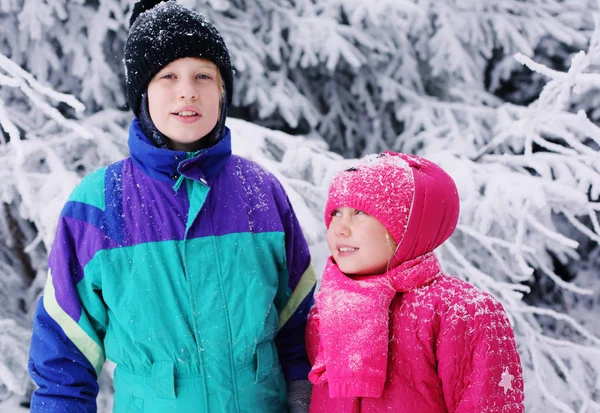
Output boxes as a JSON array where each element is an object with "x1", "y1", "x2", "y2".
[
  {"x1": 180, "y1": 90, "x2": 198, "y2": 100},
  {"x1": 179, "y1": 81, "x2": 198, "y2": 100}
]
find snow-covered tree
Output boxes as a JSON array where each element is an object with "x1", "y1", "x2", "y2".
[
  {"x1": 2, "y1": 0, "x2": 596, "y2": 156},
  {"x1": 1, "y1": 0, "x2": 600, "y2": 411}
]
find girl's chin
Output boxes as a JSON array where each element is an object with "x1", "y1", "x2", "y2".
[{"x1": 338, "y1": 262, "x2": 387, "y2": 276}]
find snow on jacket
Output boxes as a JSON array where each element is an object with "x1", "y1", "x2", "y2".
[
  {"x1": 28, "y1": 119, "x2": 316, "y2": 413},
  {"x1": 306, "y1": 153, "x2": 524, "y2": 412},
  {"x1": 306, "y1": 255, "x2": 524, "y2": 412}
]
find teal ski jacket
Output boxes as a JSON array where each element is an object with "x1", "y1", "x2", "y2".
[{"x1": 28, "y1": 120, "x2": 316, "y2": 412}]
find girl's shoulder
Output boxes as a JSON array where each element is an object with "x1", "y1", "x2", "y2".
[{"x1": 412, "y1": 273, "x2": 505, "y2": 320}]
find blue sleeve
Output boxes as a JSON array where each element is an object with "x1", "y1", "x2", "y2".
[
  {"x1": 29, "y1": 299, "x2": 100, "y2": 413},
  {"x1": 272, "y1": 183, "x2": 317, "y2": 382},
  {"x1": 28, "y1": 212, "x2": 107, "y2": 413},
  {"x1": 276, "y1": 285, "x2": 316, "y2": 382}
]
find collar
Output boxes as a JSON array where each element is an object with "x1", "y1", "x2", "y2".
[
  {"x1": 128, "y1": 118, "x2": 232, "y2": 183},
  {"x1": 386, "y1": 252, "x2": 442, "y2": 292},
  {"x1": 329, "y1": 252, "x2": 442, "y2": 293}
]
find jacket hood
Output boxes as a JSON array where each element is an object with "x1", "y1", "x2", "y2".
[
  {"x1": 325, "y1": 152, "x2": 460, "y2": 266},
  {"x1": 391, "y1": 153, "x2": 460, "y2": 265}
]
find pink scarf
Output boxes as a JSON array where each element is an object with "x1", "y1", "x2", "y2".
[{"x1": 308, "y1": 253, "x2": 442, "y2": 398}]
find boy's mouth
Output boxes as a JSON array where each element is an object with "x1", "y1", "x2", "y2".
[
  {"x1": 172, "y1": 105, "x2": 201, "y2": 120},
  {"x1": 173, "y1": 110, "x2": 199, "y2": 116},
  {"x1": 171, "y1": 106, "x2": 201, "y2": 124}
]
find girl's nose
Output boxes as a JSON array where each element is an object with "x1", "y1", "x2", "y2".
[{"x1": 333, "y1": 219, "x2": 350, "y2": 237}]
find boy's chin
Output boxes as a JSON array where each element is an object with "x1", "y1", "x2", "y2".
[{"x1": 168, "y1": 136, "x2": 207, "y2": 151}]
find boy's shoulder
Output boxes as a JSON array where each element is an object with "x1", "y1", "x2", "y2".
[
  {"x1": 227, "y1": 154, "x2": 281, "y2": 185},
  {"x1": 67, "y1": 159, "x2": 126, "y2": 209}
]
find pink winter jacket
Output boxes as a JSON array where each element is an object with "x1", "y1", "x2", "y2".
[
  {"x1": 306, "y1": 256, "x2": 524, "y2": 412},
  {"x1": 307, "y1": 153, "x2": 524, "y2": 412}
]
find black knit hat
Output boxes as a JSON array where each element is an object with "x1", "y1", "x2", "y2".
[{"x1": 124, "y1": 0, "x2": 233, "y2": 116}]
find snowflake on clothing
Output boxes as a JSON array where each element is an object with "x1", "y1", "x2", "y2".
[{"x1": 499, "y1": 368, "x2": 514, "y2": 394}]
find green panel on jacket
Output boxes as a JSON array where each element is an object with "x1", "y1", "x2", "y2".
[
  {"x1": 80, "y1": 231, "x2": 288, "y2": 413},
  {"x1": 67, "y1": 167, "x2": 106, "y2": 210},
  {"x1": 185, "y1": 177, "x2": 209, "y2": 235}
]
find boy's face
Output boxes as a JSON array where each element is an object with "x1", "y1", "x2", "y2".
[
  {"x1": 147, "y1": 57, "x2": 222, "y2": 151},
  {"x1": 327, "y1": 207, "x2": 397, "y2": 275}
]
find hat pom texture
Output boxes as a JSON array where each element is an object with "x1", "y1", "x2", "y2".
[
  {"x1": 324, "y1": 152, "x2": 460, "y2": 264},
  {"x1": 124, "y1": 0, "x2": 233, "y2": 115},
  {"x1": 130, "y1": 0, "x2": 168, "y2": 27}
]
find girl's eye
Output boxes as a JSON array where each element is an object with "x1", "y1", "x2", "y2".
[
  {"x1": 330, "y1": 210, "x2": 341, "y2": 217},
  {"x1": 355, "y1": 209, "x2": 366, "y2": 215}
]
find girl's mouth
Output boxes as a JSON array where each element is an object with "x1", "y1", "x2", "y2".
[
  {"x1": 338, "y1": 247, "x2": 358, "y2": 257},
  {"x1": 339, "y1": 247, "x2": 358, "y2": 252}
]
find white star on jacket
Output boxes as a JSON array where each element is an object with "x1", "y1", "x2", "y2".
[{"x1": 499, "y1": 368, "x2": 514, "y2": 394}]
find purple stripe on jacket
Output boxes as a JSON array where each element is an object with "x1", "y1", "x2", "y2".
[
  {"x1": 50, "y1": 143, "x2": 310, "y2": 325},
  {"x1": 119, "y1": 159, "x2": 188, "y2": 245}
]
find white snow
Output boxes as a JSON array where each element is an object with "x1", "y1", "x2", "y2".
[{"x1": 2, "y1": 0, "x2": 600, "y2": 411}]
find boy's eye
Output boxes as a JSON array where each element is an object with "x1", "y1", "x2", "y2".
[
  {"x1": 197, "y1": 74, "x2": 211, "y2": 79},
  {"x1": 160, "y1": 74, "x2": 175, "y2": 79}
]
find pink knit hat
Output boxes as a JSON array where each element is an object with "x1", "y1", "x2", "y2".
[{"x1": 324, "y1": 152, "x2": 460, "y2": 264}]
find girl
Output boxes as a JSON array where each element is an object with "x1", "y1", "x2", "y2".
[
  {"x1": 306, "y1": 152, "x2": 524, "y2": 412},
  {"x1": 28, "y1": 1, "x2": 315, "y2": 412}
]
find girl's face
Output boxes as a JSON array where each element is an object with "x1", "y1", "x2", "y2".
[
  {"x1": 327, "y1": 207, "x2": 397, "y2": 275},
  {"x1": 147, "y1": 57, "x2": 222, "y2": 151}
]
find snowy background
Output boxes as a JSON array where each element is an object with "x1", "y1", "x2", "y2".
[{"x1": 1, "y1": 0, "x2": 600, "y2": 411}]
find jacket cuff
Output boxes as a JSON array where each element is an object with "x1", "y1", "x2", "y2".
[{"x1": 327, "y1": 377, "x2": 386, "y2": 398}]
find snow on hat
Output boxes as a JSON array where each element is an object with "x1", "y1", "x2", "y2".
[
  {"x1": 324, "y1": 152, "x2": 460, "y2": 264},
  {"x1": 124, "y1": 0, "x2": 233, "y2": 116}
]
